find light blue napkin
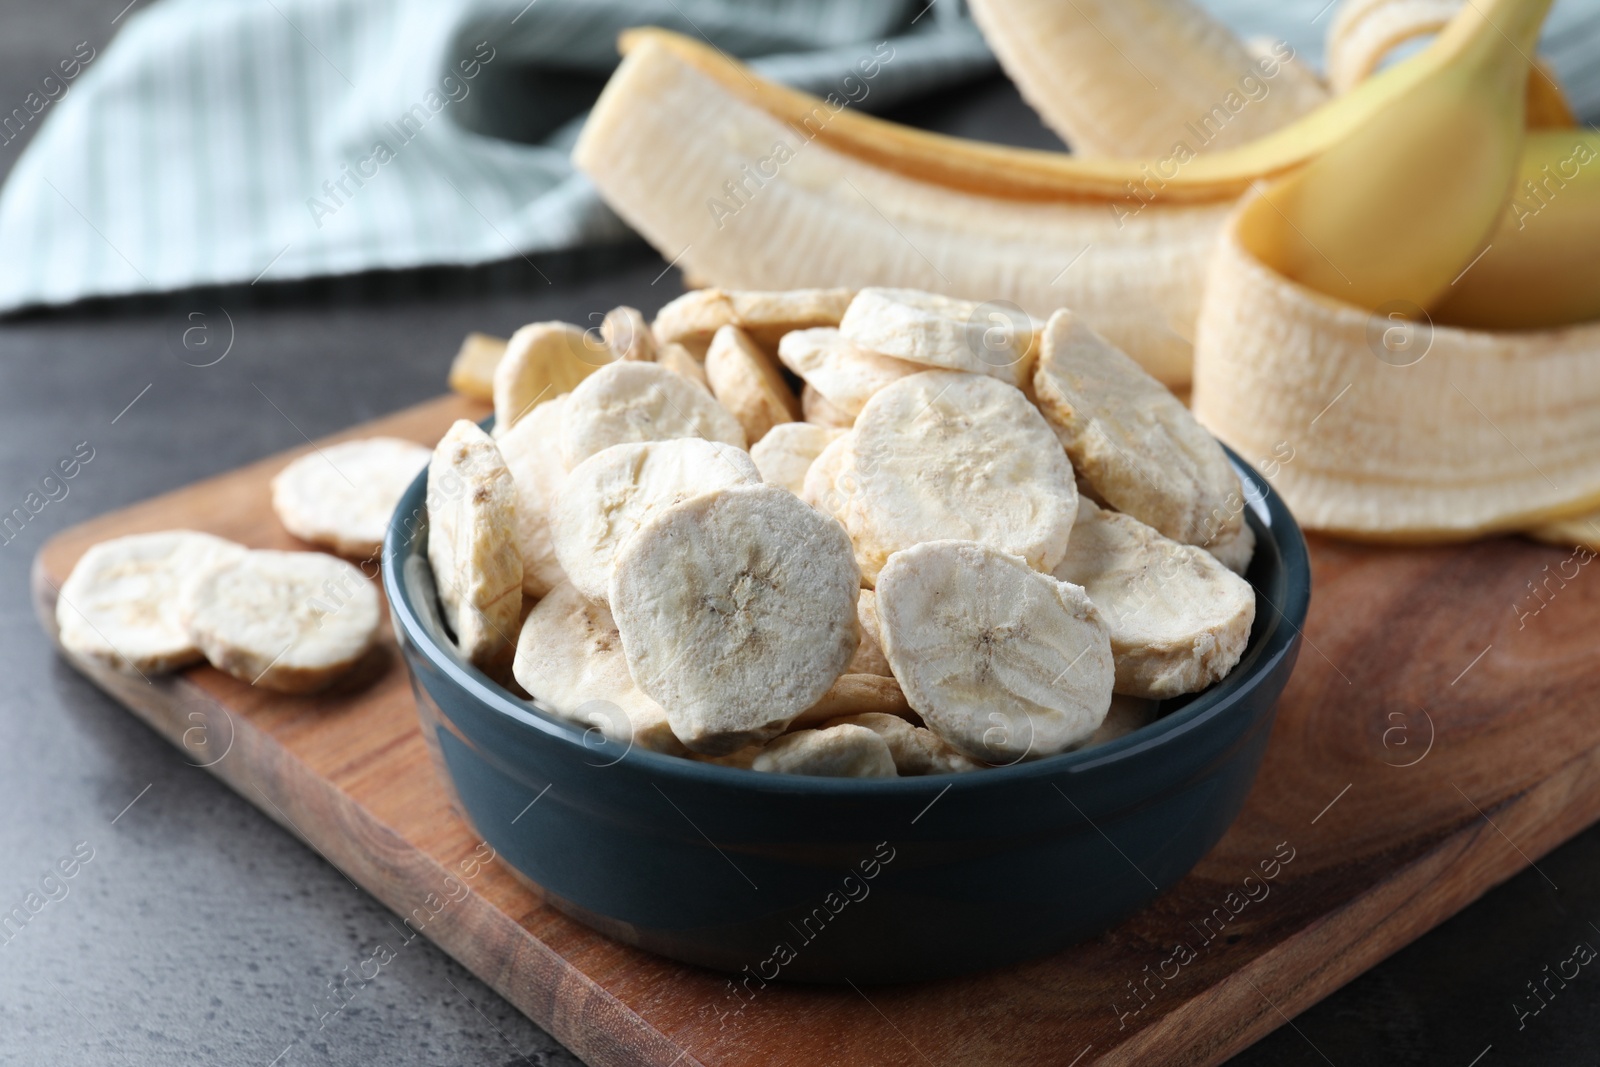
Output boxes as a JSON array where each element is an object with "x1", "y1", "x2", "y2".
[{"x1": 0, "y1": 0, "x2": 1593, "y2": 314}]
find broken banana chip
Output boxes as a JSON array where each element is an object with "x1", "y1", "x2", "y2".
[
  {"x1": 610, "y1": 483, "x2": 860, "y2": 755},
  {"x1": 839, "y1": 288, "x2": 1038, "y2": 389},
  {"x1": 876, "y1": 540, "x2": 1114, "y2": 763}
]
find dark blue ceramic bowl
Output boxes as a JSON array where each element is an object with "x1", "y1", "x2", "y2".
[{"x1": 383, "y1": 441, "x2": 1309, "y2": 985}]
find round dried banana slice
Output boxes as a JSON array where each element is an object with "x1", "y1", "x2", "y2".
[
  {"x1": 497, "y1": 395, "x2": 572, "y2": 598},
  {"x1": 802, "y1": 383, "x2": 855, "y2": 428},
  {"x1": 657, "y1": 342, "x2": 711, "y2": 392},
  {"x1": 183, "y1": 549, "x2": 379, "y2": 694},
  {"x1": 609, "y1": 483, "x2": 860, "y2": 754},
  {"x1": 1032, "y1": 309, "x2": 1246, "y2": 557},
  {"x1": 846, "y1": 370, "x2": 1079, "y2": 583},
  {"x1": 789, "y1": 673, "x2": 912, "y2": 729},
  {"x1": 652, "y1": 287, "x2": 855, "y2": 356},
  {"x1": 559, "y1": 361, "x2": 746, "y2": 469},
  {"x1": 551, "y1": 438, "x2": 760, "y2": 602},
  {"x1": 751, "y1": 724, "x2": 897, "y2": 778},
  {"x1": 838, "y1": 288, "x2": 1037, "y2": 388},
  {"x1": 876, "y1": 540, "x2": 1114, "y2": 763},
  {"x1": 847, "y1": 589, "x2": 892, "y2": 676},
  {"x1": 600, "y1": 306, "x2": 657, "y2": 362},
  {"x1": 55, "y1": 530, "x2": 246, "y2": 675},
  {"x1": 270, "y1": 437, "x2": 430, "y2": 560},
  {"x1": 492, "y1": 322, "x2": 608, "y2": 436},
  {"x1": 823, "y1": 713, "x2": 981, "y2": 775},
  {"x1": 1207, "y1": 518, "x2": 1257, "y2": 576},
  {"x1": 749, "y1": 421, "x2": 844, "y2": 495},
  {"x1": 705, "y1": 324, "x2": 801, "y2": 444},
  {"x1": 426, "y1": 420, "x2": 522, "y2": 670},
  {"x1": 777, "y1": 327, "x2": 921, "y2": 416},
  {"x1": 799, "y1": 432, "x2": 855, "y2": 524},
  {"x1": 1052, "y1": 498, "x2": 1255, "y2": 699},
  {"x1": 512, "y1": 582, "x2": 684, "y2": 754}
]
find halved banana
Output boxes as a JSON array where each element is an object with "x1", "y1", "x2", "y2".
[
  {"x1": 823, "y1": 712, "x2": 981, "y2": 775},
  {"x1": 802, "y1": 383, "x2": 856, "y2": 428},
  {"x1": 426, "y1": 420, "x2": 522, "y2": 670},
  {"x1": 609, "y1": 483, "x2": 859, "y2": 754},
  {"x1": 601, "y1": 306, "x2": 657, "y2": 362},
  {"x1": 656, "y1": 341, "x2": 712, "y2": 392},
  {"x1": 183, "y1": 549, "x2": 379, "y2": 694},
  {"x1": 270, "y1": 436, "x2": 430, "y2": 560},
  {"x1": 56, "y1": 530, "x2": 246, "y2": 675},
  {"x1": 777, "y1": 327, "x2": 921, "y2": 417},
  {"x1": 847, "y1": 370, "x2": 1078, "y2": 583},
  {"x1": 749, "y1": 421, "x2": 844, "y2": 495},
  {"x1": 497, "y1": 396, "x2": 573, "y2": 598},
  {"x1": 652, "y1": 287, "x2": 855, "y2": 357},
  {"x1": 876, "y1": 540, "x2": 1114, "y2": 763},
  {"x1": 550, "y1": 438, "x2": 760, "y2": 602},
  {"x1": 1033, "y1": 308, "x2": 1245, "y2": 557},
  {"x1": 846, "y1": 588, "x2": 892, "y2": 677},
  {"x1": 512, "y1": 582, "x2": 684, "y2": 754},
  {"x1": 560, "y1": 361, "x2": 746, "y2": 468},
  {"x1": 492, "y1": 322, "x2": 608, "y2": 436},
  {"x1": 839, "y1": 288, "x2": 1037, "y2": 389},
  {"x1": 1052, "y1": 498, "x2": 1255, "y2": 699},
  {"x1": 751, "y1": 723, "x2": 897, "y2": 778},
  {"x1": 704, "y1": 324, "x2": 801, "y2": 444}
]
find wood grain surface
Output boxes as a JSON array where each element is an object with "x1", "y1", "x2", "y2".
[{"x1": 31, "y1": 393, "x2": 1600, "y2": 1066}]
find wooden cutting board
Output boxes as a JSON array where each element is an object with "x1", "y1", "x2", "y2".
[{"x1": 32, "y1": 393, "x2": 1600, "y2": 1067}]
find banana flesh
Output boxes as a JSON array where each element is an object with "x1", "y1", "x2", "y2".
[{"x1": 966, "y1": 0, "x2": 1328, "y2": 158}]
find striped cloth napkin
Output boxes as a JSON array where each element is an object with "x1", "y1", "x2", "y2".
[{"x1": 0, "y1": 0, "x2": 1593, "y2": 314}]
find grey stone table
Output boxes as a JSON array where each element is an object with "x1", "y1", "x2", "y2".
[{"x1": 2, "y1": 3, "x2": 1596, "y2": 1065}]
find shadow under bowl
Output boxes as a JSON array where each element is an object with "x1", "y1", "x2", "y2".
[{"x1": 383, "y1": 443, "x2": 1310, "y2": 984}]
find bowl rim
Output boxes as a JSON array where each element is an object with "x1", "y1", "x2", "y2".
[{"x1": 384, "y1": 433, "x2": 1311, "y2": 796}]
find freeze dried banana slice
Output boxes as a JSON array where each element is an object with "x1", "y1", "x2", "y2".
[
  {"x1": 751, "y1": 724, "x2": 897, "y2": 778},
  {"x1": 777, "y1": 327, "x2": 922, "y2": 416},
  {"x1": 1033, "y1": 309, "x2": 1246, "y2": 556},
  {"x1": 847, "y1": 589, "x2": 892, "y2": 676},
  {"x1": 497, "y1": 395, "x2": 573, "y2": 598},
  {"x1": 1052, "y1": 498, "x2": 1255, "y2": 699},
  {"x1": 270, "y1": 437, "x2": 431, "y2": 560},
  {"x1": 824, "y1": 712, "x2": 981, "y2": 775},
  {"x1": 876, "y1": 540, "x2": 1113, "y2": 762},
  {"x1": 493, "y1": 322, "x2": 609, "y2": 436},
  {"x1": 601, "y1": 306, "x2": 657, "y2": 362},
  {"x1": 799, "y1": 431, "x2": 854, "y2": 523},
  {"x1": 512, "y1": 582, "x2": 684, "y2": 754},
  {"x1": 847, "y1": 371, "x2": 1078, "y2": 583},
  {"x1": 550, "y1": 438, "x2": 760, "y2": 602},
  {"x1": 1207, "y1": 518, "x2": 1256, "y2": 576},
  {"x1": 426, "y1": 420, "x2": 522, "y2": 670},
  {"x1": 705, "y1": 324, "x2": 800, "y2": 443},
  {"x1": 610, "y1": 483, "x2": 859, "y2": 754},
  {"x1": 789, "y1": 673, "x2": 912, "y2": 728},
  {"x1": 448, "y1": 332, "x2": 508, "y2": 401},
  {"x1": 56, "y1": 530, "x2": 246, "y2": 675},
  {"x1": 802, "y1": 383, "x2": 855, "y2": 428},
  {"x1": 838, "y1": 288, "x2": 1036, "y2": 388},
  {"x1": 652, "y1": 287, "x2": 855, "y2": 356},
  {"x1": 749, "y1": 421, "x2": 844, "y2": 495},
  {"x1": 657, "y1": 342, "x2": 712, "y2": 392},
  {"x1": 560, "y1": 361, "x2": 746, "y2": 468},
  {"x1": 184, "y1": 550, "x2": 379, "y2": 694}
]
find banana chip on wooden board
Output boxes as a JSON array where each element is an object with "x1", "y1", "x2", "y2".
[{"x1": 271, "y1": 437, "x2": 430, "y2": 560}]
